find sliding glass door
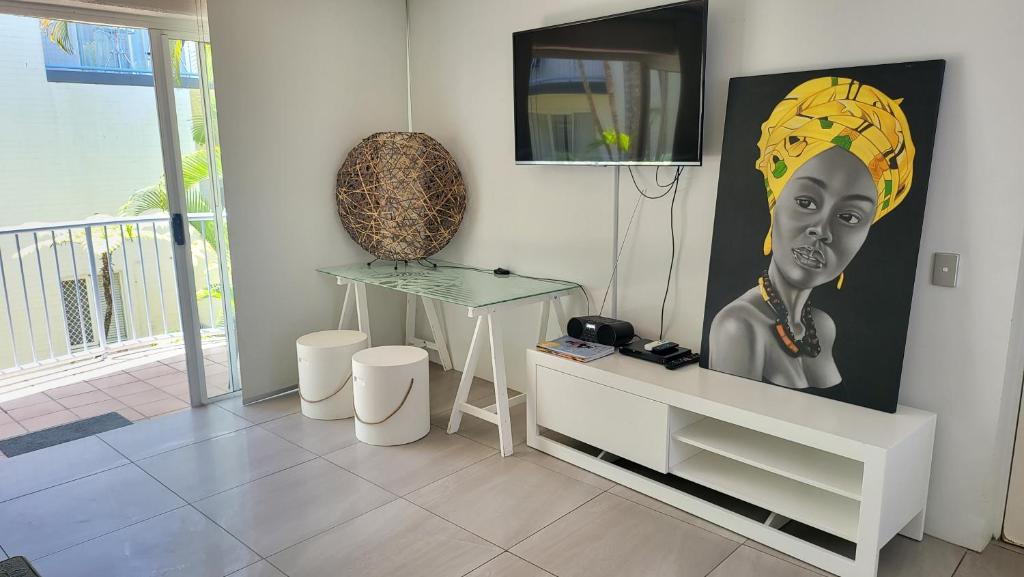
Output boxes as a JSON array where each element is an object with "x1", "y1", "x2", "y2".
[
  {"x1": 0, "y1": 7, "x2": 235, "y2": 414},
  {"x1": 150, "y1": 29, "x2": 238, "y2": 404}
]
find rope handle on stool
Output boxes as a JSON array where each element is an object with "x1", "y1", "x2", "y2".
[
  {"x1": 354, "y1": 378, "x2": 416, "y2": 425},
  {"x1": 300, "y1": 374, "x2": 352, "y2": 404}
]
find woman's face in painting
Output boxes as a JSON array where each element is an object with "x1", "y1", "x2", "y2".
[{"x1": 771, "y1": 147, "x2": 877, "y2": 289}]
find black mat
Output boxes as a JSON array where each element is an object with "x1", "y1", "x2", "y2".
[
  {"x1": 0, "y1": 412, "x2": 131, "y2": 457},
  {"x1": 0, "y1": 556, "x2": 41, "y2": 577}
]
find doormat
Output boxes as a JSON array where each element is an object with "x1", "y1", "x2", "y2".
[
  {"x1": 0, "y1": 556, "x2": 41, "y2": 577},
  {"x1": 0, "y1": 412, "x2": 132, "y2": 458}
]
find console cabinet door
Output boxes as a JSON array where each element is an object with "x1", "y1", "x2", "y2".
[{"x1": 536, "y1": 366, "x2": 669, "y2": 472}]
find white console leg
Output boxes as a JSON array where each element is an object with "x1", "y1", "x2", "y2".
[
  {"x1": 899, "y1": 508, "x2": 926, "y2": 541},
  {"x1": 447, "y1": 315, "x2": 486, "y2": 434}
]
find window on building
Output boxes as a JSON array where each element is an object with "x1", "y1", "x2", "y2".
[
  {"x1": 60, "y1": 274, "x2": 128, "y2": 350},
  {"x1": 40, "y1": 21, "x2": 199, "y2": 87}
]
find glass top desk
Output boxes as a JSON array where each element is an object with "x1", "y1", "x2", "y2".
[{"x1": 318, "y1": 261, "x2": 579, "y2": 456}]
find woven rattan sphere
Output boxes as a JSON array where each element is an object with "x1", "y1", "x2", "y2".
[{"x1": 336, "y1": 132, "x2": 467, "y2": 261}]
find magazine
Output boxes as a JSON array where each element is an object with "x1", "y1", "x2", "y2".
[{"x1": 537, "y1": 336, "x2": 615, "y2": 363}]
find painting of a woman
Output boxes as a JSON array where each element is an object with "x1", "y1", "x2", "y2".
[{"x1": 701, "y1": 64, "x2": 944, "y2": 411}]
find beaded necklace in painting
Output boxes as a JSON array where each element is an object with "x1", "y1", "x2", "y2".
[{"x1": 758, "y1": 270, "x2": 821, "y2": 358}]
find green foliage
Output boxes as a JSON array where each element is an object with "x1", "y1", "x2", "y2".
[
  {"x1": 601, "y1": 129, "x2": 632, "y2": 152},
  {"x1": 40, "y1": 19, "x2": 73, "y2": 54}
]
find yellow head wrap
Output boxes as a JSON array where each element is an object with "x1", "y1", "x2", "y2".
[{"x1": 756, "y1": 76, "x2": 915, "y2": 256}]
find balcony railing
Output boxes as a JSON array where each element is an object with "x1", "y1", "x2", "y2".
[{"x1": 0, "y1": 214, "x2": 224, "y2": 374}]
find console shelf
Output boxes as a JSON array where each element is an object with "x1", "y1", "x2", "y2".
[
  {"x1": 672, "y1": 418, "x2": 864, "y2": 500},
  {"x1": 670, "y1": 450, "x2": 860, "y2": 540},
  {"x1": 525, "y1": 349, "x2": 937, "y2": 577}
]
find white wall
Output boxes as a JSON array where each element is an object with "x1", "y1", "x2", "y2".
[
  {"x1": 207, "y1": 0, "x2": 409, "y2": 402},
  {"x1": 408, "y1": 0, "x2": 1024, "y2": 551}
]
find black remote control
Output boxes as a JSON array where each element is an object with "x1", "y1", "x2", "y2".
[{"x1": 651, "y1": 341, "x2": 679, "y2": 355}]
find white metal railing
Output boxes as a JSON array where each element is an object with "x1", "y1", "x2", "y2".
[{"x1": 0, "y1": 213, "x2": 223, "y2": 373}]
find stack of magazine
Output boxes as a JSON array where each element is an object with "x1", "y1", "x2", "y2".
[{"x1": 537, "y1": 336, "x2": 615, "y2": 363}]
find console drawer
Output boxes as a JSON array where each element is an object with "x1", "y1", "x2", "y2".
[{"x1": 535, "y1": 365, "x2": 669, "y2": 472}]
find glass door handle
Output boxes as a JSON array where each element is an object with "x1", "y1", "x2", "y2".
[{"x1": 171, "y1": 213, "x2": 185, "y2": 246}]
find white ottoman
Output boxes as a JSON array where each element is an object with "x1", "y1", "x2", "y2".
[
  {"x1": 351, "y1": 346, "x2": 429, "y2": 445},
  {"x1": 296, "y1": 330, "x2": 368, "y2": 420}
]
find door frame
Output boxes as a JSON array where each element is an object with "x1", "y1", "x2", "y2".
[{"x1": 149, "y1": 28, "x2": 210, "y2": 406}]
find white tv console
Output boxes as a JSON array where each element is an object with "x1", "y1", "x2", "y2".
[{"x1": 525, "y1": 349, "x2": 936, "y2": 577}]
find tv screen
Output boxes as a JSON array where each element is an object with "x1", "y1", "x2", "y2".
[{"x1": 513, "y1": 1, "x2": 707, "y2": 165}]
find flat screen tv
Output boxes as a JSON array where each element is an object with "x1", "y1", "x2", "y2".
[{"x1": 513, "y1": 1, "x2": 708, "y2": 166}]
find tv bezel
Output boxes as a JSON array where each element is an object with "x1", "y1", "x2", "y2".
[{"x1": 512, "y1": 0, "x2": 708, "y2": 167}]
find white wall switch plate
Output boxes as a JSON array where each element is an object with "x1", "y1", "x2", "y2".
[{"x1": 932, "y1": 252, "x2": 959, "y2": 287}]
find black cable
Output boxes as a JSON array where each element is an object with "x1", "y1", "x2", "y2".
[
  {"x1": 659, "y1": 167, "x2": 683, "y2": 340},
  {"x1": 628, "y1": 166, "x2": 673, "y2": 200}
]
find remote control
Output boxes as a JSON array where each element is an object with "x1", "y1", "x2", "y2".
[
  {"x1": 643, "y1": 340, "x2": 664, "y2": 351},
  {"x1": 651, "y1": 341, "x2": 679, "y2": 355}
]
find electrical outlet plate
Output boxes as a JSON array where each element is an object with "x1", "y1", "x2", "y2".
[{"x1": 932, "y1": 252, "x2": 959, "y2": 288}]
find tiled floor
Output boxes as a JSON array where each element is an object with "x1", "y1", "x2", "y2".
[
  {"x1": 0, "y1": 364, "x2": 1021, "y2": 577},
  {"x1": 0, "y1": 344, "x2": 231, "y2": 452}
]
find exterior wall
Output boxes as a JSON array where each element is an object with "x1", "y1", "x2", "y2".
[{"x1": 0, "y1": 14, "x2": 174, "y2": 226}]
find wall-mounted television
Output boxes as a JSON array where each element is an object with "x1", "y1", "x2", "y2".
[{"x1": 513, "y1": 1, "x2": 708, "y2": 166}]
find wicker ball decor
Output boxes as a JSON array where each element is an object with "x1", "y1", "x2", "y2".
[{"x1": 336, "y1": 132, "x2": 467, "y2": 261}]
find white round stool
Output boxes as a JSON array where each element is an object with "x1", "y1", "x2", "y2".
[
  {"x1": 296, "y1": 330, "x2": 368, "y2": 420},
  {"x1": 351, "y1": 346, "x2": 429, "y2": 446}
]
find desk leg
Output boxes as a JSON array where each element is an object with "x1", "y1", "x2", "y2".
[
  {"x1": 354, "y1": 282, "x2": 371, "y2": 347},
  {"x1": 338, "y1": 282, "x2": 353, "y2": 330},
  {"x1": 405, "y1": 293, "x2": 417, "y2": 344},
  {"x1": 423, "y1": 297, "x2": 454, "y2": 371},
  {"x1": 447, "y1": 315, "x2": 487, "y2": 434},
  {"x1": 552, "y1": 296, "x2": 569, "y2": 335},
  {"x1": 538, "y1": 300, "x2": 551, "y2": 343},
  {"x1": 487, "y1": 313, "x2": 514, "y2": 456}
]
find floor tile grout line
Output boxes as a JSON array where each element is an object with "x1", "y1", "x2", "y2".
[
  {"x1": 387, "y1": 440, "x2": 499, "y2": 497},
  {"x1": 507, "y1": 551, "x2": 559, "y2": 576},
  {"x1": 741, "y1": 543, "x2": 832, "y2": 576},
  {"x1": 1, "y1": 432, "x2": 136, "y2": 501},
  {"x1": 699, "y1": 540, "x2": 745, "y2": 577},
  {"x1": 258, "y1": 494, "x2": 401, "y2": 564},
  {"x1": 105, "y1": 437, "x2": 266, "y2": 566},
  {"x1": 990, "y1": 538, "x2": 1024, "y2": 556},
  {"x1": 251, "y1": 416, "x2": 359, "y2": 459},
  {"x1": 950, "y1": 549, "x2": 968, "y2": 576},
  {"x1": 102, "y1": 405, "x2": 258, "y2": 461},
  {"x1": 504, "y1": 486, "x2": 611, "y2": 552},
  {"x1": 455, "y1": 550, "x2": 505, "y2": 577},
  {"x1": 143, "y1": 449, "x2": 320, "y2": 507},
  {"x1": 402, "y1": 495, "x2": 515, "y2": 549},
  {"x1": 32, "y1": 503, "x2": 193, "y2": 563},
  {"x1": 609, "y1": 486, "x2": 747, "y2": 545},
  {"x1": 179, "y1": 501, "x2": 262, "y2": 565},
  {"x1": 509, "y1": 451, "x2": 614, "y2": 492}
]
